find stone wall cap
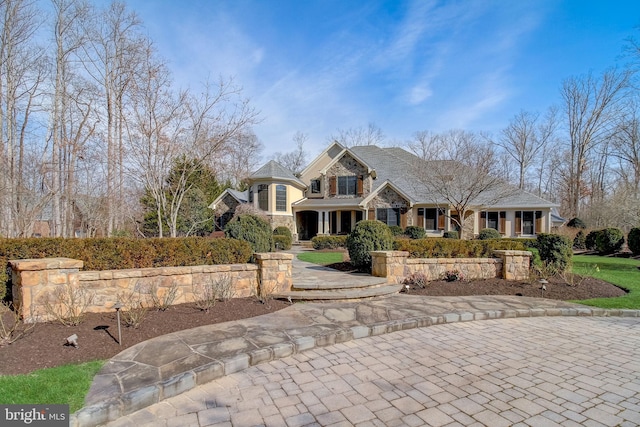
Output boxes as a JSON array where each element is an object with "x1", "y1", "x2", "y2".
[
  {"x1": 370, "y1": 251, "x2": 410, "y2": 257},
  {"x1": 492, "y1": 250, "x2": 532, "y2": 256},
  {"x1": 254, "y1": 253, "x2": 294, "y2": 261},
  {"x1": 8, "y1": 257, "x2": 84, "y2": 271}
]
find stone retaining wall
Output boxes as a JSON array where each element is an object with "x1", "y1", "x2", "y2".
[
  {"x1": 371, "y1": 250, "x2": 531, "y2": 283},
  {"x1": 9, "y1": 253, "x2": 293, "y2": 323}
]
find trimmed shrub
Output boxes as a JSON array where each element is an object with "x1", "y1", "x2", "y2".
[
  {"x1": 404, "y1": 226, "x2": 426, "y2": 240},
  {"x1": 573, "y1": 230, "x2": 586, "y2": 249},
  {"x1": 535, "y1": 233, "x2": 572, "y2": 273},
  {"x1": 224, "y1": 214, "x2": 273, "y2": 253},
  {"x1": 346, "y1": 220, "x2": 394, "y2": 270},
  {"x1": 628, "y1": 227, "x2": 640, "y2": 256},
  {"x1": 273, "y1": 226, "x2": 293, "y2": 250},
  {"x1": 0, "y1": 237, "x2": 253, "y2": 300},
  {"x1": 443, "y1": 231, "x2": 458, "y2": 239},
  {"x1": 595, "y1": 227, "x2": 624, "y2": 254},
  {"x1": 388, "y1": 225, "x2": 404, "y2": 236},
  {"x1": 395, "y1": 238, "x2": 526, "y2": 258},
  {"x1": 478, "y1": 228, "x2": 501, "y2": 240},
  {"x1": 567, "y1": 217, "x2": 587, "y2": 229},
  {"x1": 311, "y1": 235, "x2": 347, "y2": 250},
  {"x1": 585, "y1": 230, "x2": 601, "y2": 251}
]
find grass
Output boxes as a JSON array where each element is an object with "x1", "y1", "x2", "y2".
[
  {"x1": 571, "y1": 254, "x2": 640, "y2": 309},
  {"x1": 0, "y1": 360, "x2": 104, "y2": 413},
  {"x1": 297, "y1": 251, "x2": 345, "y2": 265}
]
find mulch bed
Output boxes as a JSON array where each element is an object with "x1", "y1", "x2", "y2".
[{"x1": 0, "y1": 272, "x2": 627, "y2": 376}]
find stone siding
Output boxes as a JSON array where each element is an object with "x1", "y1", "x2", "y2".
[
  {"x1": 10, "y1": 253, "x2": 293, "y2": 323},
  {"x1": 371, "y1": 250, "x2": 531, "y2": 284},
  {"x1": 325, "y1": 153, "x2": 370, "y2": 198}
]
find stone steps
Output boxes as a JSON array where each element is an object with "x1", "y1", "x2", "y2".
[{"x1": 275, "y1": 284, "x2": 403, "y2": 301}]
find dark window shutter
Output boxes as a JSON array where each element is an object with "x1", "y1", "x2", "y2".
[
  {"x1": 357, "y1": 175, "x2": 364, "y2": 196},
  {"x1": 368, "y1": 209, "x2": 375, "y2": 220},
  {"x1": 329, "y1": 176, "x2": 336, "y2": 196},
  {"x1": 499, "y1": 211, "x2": 506, "y2": 233},
  {"x1": 438, "y1": 208, "x2": 445, "y2": 230},
  {"x1": 535, "y1": 211, "x2": 542, "y2": 234}
]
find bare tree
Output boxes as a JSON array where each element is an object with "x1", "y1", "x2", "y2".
[
  {"x1": 560, "y1": 68, "x2": 631, "y2": 218},
  {"x1": 412, "y1": 130, "x2": 514, "y2": 239},
  {"x1": 215, "y1": 128, "x2": 262, "y2": 188},
  {"x1": 329, "y1": 122, "x2": 385, "y2": 147},
  {"x1": 406, "y1": 130, "x2": 443, "y2": 161},
  {"x1": 494, "y1": 107, "x2": 558, "y2": 189},
  {"x1": 271, "y1": 130, "x2": 308, "y2": 175}
]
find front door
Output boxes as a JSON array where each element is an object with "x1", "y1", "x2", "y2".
[{"x1": 340, "y1": 211, "x2": 352, "y2": 234}]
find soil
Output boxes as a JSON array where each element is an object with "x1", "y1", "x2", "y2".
[{"x1": 0, "y1": 272, "x2": 626, "y2": 376}]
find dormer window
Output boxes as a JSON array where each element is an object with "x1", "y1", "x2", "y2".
[{"x1": 311, "y1": 179, "x2": 321, "y2": 194}]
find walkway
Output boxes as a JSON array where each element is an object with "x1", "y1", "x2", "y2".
[{"x1": 72, "y1": 248, "x2": 640, "y2": 426}]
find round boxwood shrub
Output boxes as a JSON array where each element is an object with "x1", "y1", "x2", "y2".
[
  {"x1": 535, "y1": 233, "x2": 572, "y2": 273},
  {"x1": 628, "y1": 227, "x2": 640, "y2": 256},
  {"x1": 346, "y1": 220, "x2": 394, "y2": 271},
  {"x1": 585, "y1": 230, "x2": 601, "y2": 251},
  {"x1": 388, "y1": 225, "x2": 404, "y2": 236},
  {"x1": 443, "y1": 231, "x2": 458, "y2": 239},
  {"x1": 478, "y1": 228, "x2": 501, "y2": 240},
  {"x1": 224, "y1": 214, "x2": 273, "y2": 253},
  {"x1": 567, "y1": 217, "x2": 587, "y2": 229},
  {"x1": 573, "y1": 230, "x2": 586, "y2": 249},
  {"x1": 404, "y1": 225, "x2": 426, "y2": 239},
  {"x1": 273, "y1": 226, "x2": 293, "y2": 250},
  {"x1": 595, "y1": 227, "x2": 624, "y2": 254}
]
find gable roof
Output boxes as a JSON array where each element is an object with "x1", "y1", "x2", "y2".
[
  {"x1": 251, "y1": 160, "x2": 306, "y2": 187},
  {"x1": 208, "y1": 188, "x2": 248, "y2": 210}
]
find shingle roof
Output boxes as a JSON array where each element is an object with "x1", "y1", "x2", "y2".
[
  {"x1": 251, "y1": 160, "x2": 306, "y2": 187},
  {"x1": 348, "y1": 145, "x2": 557, "y2": 208}
]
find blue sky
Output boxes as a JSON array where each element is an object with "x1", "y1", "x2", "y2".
[{"x1": 128, "y1": 0, "x2": 640, "y2": 160}]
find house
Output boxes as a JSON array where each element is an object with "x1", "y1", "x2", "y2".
[{"x1": 210, "y1": 142, "x2": 559, "y2": 240}]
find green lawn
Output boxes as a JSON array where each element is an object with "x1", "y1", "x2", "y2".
[
  {"x1": 571, "y1": 255, "x2": 640, "y2": 309},
  {"x1": 0, "y1": 360, "x2": 104, "y2": 413},
  {"x1": 297, "y1": 251, "x2": 345, "y2": 265}
]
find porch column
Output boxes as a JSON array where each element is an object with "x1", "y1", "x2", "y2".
[
  {"x1": 317, "y1": 211, "x2": 324, "y2": 235},
  {"x1": 322, "y1": 210, "x2": 330, "y2": 234}
]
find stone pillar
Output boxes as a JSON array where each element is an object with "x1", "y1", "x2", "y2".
[
  {"x1": 254, "y1": 252, "x2": 293, "y2": 295},
  {"x1": 493, "y1": 250, "x2": 532, "y2": 281},
  {"x1": 9, "y1": 258, "x2": 84, "y2": 323},
  {"x1": 370, "y1": 251, "x2": 409, "y2": 284}
]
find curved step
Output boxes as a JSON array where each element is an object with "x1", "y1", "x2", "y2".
[{"x1": 275, "y1": 284, "x2": 403, "y2": 301}]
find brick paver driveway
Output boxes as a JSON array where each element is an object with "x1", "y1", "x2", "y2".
[{"x1": 106, "y1": 316, "x2": 640, "y2": 427}]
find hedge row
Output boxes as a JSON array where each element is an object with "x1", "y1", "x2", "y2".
[
  {"x1": 311, "y1": 235, "x2": 348, "y2": 250},
  {"x1": 1, "y1": 237, "x2": 253, "y2": 300},
  {"x1": 394, "y1": 238, "x2": 527, "y2": 258}
]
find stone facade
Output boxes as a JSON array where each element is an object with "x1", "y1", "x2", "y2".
[
  {"x1": 325, "y1": 153, "x2": 371, "y2": 198},
  {"x1": 10, "y1": 253, "x2": 293, "y2": 323},
  {"x1": 371, "y1": 250, "x2": 531, "y2": 284},
  {"x1": 367, "y1": 187, "x2": 412, "y2": 227}
]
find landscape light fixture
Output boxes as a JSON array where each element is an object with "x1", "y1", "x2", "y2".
[
  {"x1": 114, "y1": 301, "x2": 123, "y2": 346},
  {"x1": 539, "y1": 279, "x2": 548, "y2": 298}
]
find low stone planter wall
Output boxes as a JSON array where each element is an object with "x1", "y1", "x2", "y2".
[
  {"x1": 9, "y1": 253, "x2": 293, "y2": 323},
  {"x1": 371, "y1": 250, "x2": 531, "y2": 283}
]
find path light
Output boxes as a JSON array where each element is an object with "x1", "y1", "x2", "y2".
[
  {"x1": 539, "y1": 279, "x2": 548, "y2": 298},
  {"x1": 114, "y1": 301, "x2": 123, "y2": 346}
]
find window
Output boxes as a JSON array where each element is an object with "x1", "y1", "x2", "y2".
[
  {"x1": 481, "y1": 211, "x2": 506, "y2": 232},
  {"x1": 418, "y1": 208, "x2": 445, "y2": 231},
  {"x1": 377, "y1": 208, "x2": 400, "y2": 226},
  {"x1": 310, "y1": 179, "x2": 321, "y2": 194},
  {"x1": 515, "y1": 211, "x2": 542, "y2": 235},
  {"x1": 276, "y1": 185, "x2": 287, "y2": 211},
  {"x1": 258, "y1": 184, "x2": 268, "y2": 211},
  {"x1": 337, "y1": 175, "x2": 357, "y2": 195}
]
